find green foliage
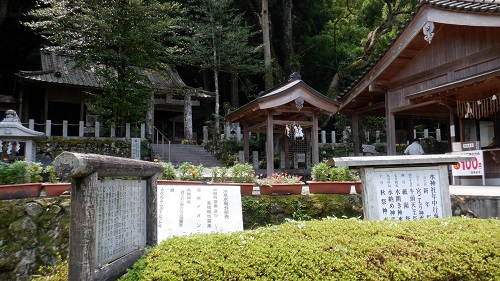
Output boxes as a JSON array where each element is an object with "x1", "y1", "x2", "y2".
[
  {"x1": 159, "y1": 162, "x2": 176, "y2": 180},
  {"x1": 31, "y1": 253, "x2": 68, "y2": 281},
  {"x1": 177, "y1": 162, "x2": 204, "y2": 181},
  {"x1": 255, "y1": 172, "x2": 303, "y2": 187},
  {"x1": 25, "y1": 0, "x2": 180, "y2": 127},
  {"x1": 120, "y1": 217, "x2": 500, "y2": 280},
  {"x1": 230, "y1": 163, "x2": 255, "y2": 183},
  {"x1": 0, "y1": 161, "x2": 43, "y2": 185},
  {"x1": 210, "y1": 166, "x2": 228, "y2": 182},
  {"x1": 311, "y1": 161, "x2": 360, "y2": 182},
  {"x1": 43, "y1": 165, "x2": 59, "y2": 183}
]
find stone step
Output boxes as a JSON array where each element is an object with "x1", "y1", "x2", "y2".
[{"x1": 151, "y1": 144, "x2": 223, "y2": 167}]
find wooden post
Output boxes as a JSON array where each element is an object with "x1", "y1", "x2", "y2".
[
  {"x1": 54, "y1": 152, "x2": 163, "y2": 281},
  {"x1": 266, "y1": 110, "x2": 274, "y2": 176},
  {"x1": 352, "y1": 114, "x2": 360, "y2": 156},
  {"x1": 312, "y1": 111, "x2": 319, "y2": 165}
]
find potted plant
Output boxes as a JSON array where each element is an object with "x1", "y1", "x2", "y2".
[
  {"x1": 157, "y1": 162, "x2": 204, "y2": 185},
  {"x1": 177, "y1": 162, "x2": 204, "y2": 185},
  {"x1": 209, "y1": 166, "x2": 229, "y2": 183},
  {"x1": 42, "y1": 164, "x2": 71, "y2": 197},
  {"x1": 256, "y1": 172, "x2": 304, "y2": 195},
  {"x1": 0, "y1": 160, "x2": 43, "y2": 200},
  {"x1": 207, "y1": 164, "x2": 256, "y2": 195},
  {"x1": 307, "y1": 161, "x2": 362, "y2": 194}
]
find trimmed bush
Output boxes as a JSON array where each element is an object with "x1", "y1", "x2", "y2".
[{"x1": 120, "y1": 217, "x2": 500, "y2": 280}]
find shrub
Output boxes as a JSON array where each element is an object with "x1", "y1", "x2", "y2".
[{"x1": 120, "y1": 217, "x2": 500, "y2": 281}]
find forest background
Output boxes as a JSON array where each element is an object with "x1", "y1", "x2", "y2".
[{"x1": 0, "y1": 0, "x2": 419, "y2": 136}]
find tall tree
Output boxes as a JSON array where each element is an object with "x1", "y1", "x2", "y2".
[
  {"x1": 25, "y1": 0, "x2": 179, "y2": 136},
  {"x1": 326, "y1": 0, "x2": 416, "y2": 98},
  {"x1": 175, "y1": 0, "x2": 261, "y2": 127}
]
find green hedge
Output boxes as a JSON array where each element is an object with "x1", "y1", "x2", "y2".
[{"x1": 120, "y1": 217, "x2": 499, "y2": 281}]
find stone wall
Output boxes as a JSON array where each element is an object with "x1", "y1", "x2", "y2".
[
  {"x1": 0, "y1": 197, "x2": 70, "y2": 281},
  {"x1": 35, "y1": 138, "x2": 151, "y2": 160}
]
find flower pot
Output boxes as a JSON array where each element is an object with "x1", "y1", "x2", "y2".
[
  {"x1": 306, "y1": 181, "x2": 359, "y2": 194},
  {"x1": 43, "y1": 182, "x2": 71, "y2": 197},
  {"x1": 0, "y1": 183, "x2": 43, "y2": 200},
  {"x1": 259, "y1": 182, "x2": 304, "y2": 195},
  {"x1": 157, "y1": 180, "x2": 203, "y2": 185},
  {"x1": 354, "y1": 182, "x2": 362, "y2": 194},
  {"x1": 207, "y1": 182, "x2": 255, "y2": 195}
]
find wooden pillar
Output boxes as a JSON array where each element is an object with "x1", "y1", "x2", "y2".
[
  {"x1": 386, "y1": 92, "x2": 396, "y2": 155},
  {"x1": 243, "y1": 123, "x2": 250, "y2": 162},
  {"x1": 68, "y1": 173, "x2": 98, "y2": 281},
  {"x1": 266, "y1": 110, "x2": 274, "y2": 176},
  {"x1": 352, "y1": 114, "x2": 360, "y2": 156},
  {"x1": 284, "y1": 134, "x2": 290, "y2": 168},
  {"x1": 312, "y1": 111, "x2": 319, "y2": 165}
]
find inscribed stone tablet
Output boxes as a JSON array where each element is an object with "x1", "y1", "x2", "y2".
[{"x1": 94, "y1": 180, "x2": 147, "y2": 267}]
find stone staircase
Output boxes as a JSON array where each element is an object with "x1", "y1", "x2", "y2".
[{"x1": 151, "y1": 143, "x2": 223, "y2": 167}]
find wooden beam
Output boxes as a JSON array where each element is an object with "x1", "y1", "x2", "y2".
[{"x1": 387, "y1": 46, "x2": 500, "y2": 91}]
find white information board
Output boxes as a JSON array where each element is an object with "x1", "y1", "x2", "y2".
[
  {"x1": 370, "y1": 167, "x2": 445, "y2": 220},
  {"x1": 157, "y1": 185, "x2": 243, "y2": 243},
  {"x1": 131, "y1": 138, "x2": 141, "y2": 159},
  {"x1": 94, "y1": 180, "x2": 147, "y2": 267},
  {"x1": 451, "y1": 150, "x2": 484, "y2": 176}
]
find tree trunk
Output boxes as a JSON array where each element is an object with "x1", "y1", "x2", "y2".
[
  {"x1": 184, "y1": 91, "x2": 193, "y2": 140},
  {"x1": 262, "y1": 0, "x2": 273, "y2": 90},
  {"x1": 231, "y1": 72, "x2": 239, "y2": 107},
  {"x1": 281, "y1": 0, "x2": 293, "y2": 77},
  {"x1": 326, "y1": 0, "x2": 407, "y2": 98},
  {"x1": 0, "y1": 0, "x2": 8, "y2": 27},
  {"x1": 146, "y1": 92, "x2": 154, "y2": 139}
]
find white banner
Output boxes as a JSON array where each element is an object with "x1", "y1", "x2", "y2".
[
  {"x1": 157, "y1": 185, "x2": 243, "y2": 243},
  {"x1": 451, "y1": 150, "x2": 484, "y2": 176}
]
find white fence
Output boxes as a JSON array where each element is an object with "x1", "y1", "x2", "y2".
[{"x1": 25, "y1": 119, "x2": 146, "y2": 139}]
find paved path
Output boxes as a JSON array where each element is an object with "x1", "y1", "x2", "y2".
[{"x1": 449, "y1": 185, "x2": 500, "y2": 196}]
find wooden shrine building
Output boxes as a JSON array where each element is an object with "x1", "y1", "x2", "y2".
[
  {"x1": 226, "y1": 73, "x2": 340, "y2": 175},
  {"x1": 337, "y1": 0, "x2": 500, "y2": 154},
  {"x1": 16, "y1": 51, "x2": 213, "y2": 140}
]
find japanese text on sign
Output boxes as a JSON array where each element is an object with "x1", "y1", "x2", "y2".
[
  {"x1": 94, "y1": 180, "x2": 147, "y2": 268},
  {"x1": 157, "y1": 185, "x2": 243, "y2": 243},
  {"x1": 451, "y1": 150, "x2": 484, "y2": 176},
  {"x1": 374, "y1": 168, "x2": 443, "y2": 220}
]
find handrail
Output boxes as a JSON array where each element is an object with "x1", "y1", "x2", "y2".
[{"x1": 153, "y1": 126, "x2": 171, "y2": 163}]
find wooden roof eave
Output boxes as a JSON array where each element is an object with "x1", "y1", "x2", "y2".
[
  {"x1": 338, "y1": 3, "x2": 500, "y2": 112},
  {"x1": 259, "y1": 82, "x2": 339, "y2": 113},
  {"x1": 406, "y1": 68, "x2": 500, "y2": 101}
]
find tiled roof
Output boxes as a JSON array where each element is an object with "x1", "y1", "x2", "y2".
[
  {"x1": 423, "y1": 0, "x2": 500, "y2": 12},
  {"x1": 17, "y1": 51, "x2": 196, "y2": 93},
  {"x1": 338, "y1": 0, "x2": 500, "y2": 99}
]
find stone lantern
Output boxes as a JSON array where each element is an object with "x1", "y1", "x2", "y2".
[{"x1": 0, "y1": 110, "x2": 45, "y2": 162}]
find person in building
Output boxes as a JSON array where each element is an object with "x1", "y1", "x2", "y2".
[{"x1": 404, "y1": 138, "x2": 424, "y2": 155}]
